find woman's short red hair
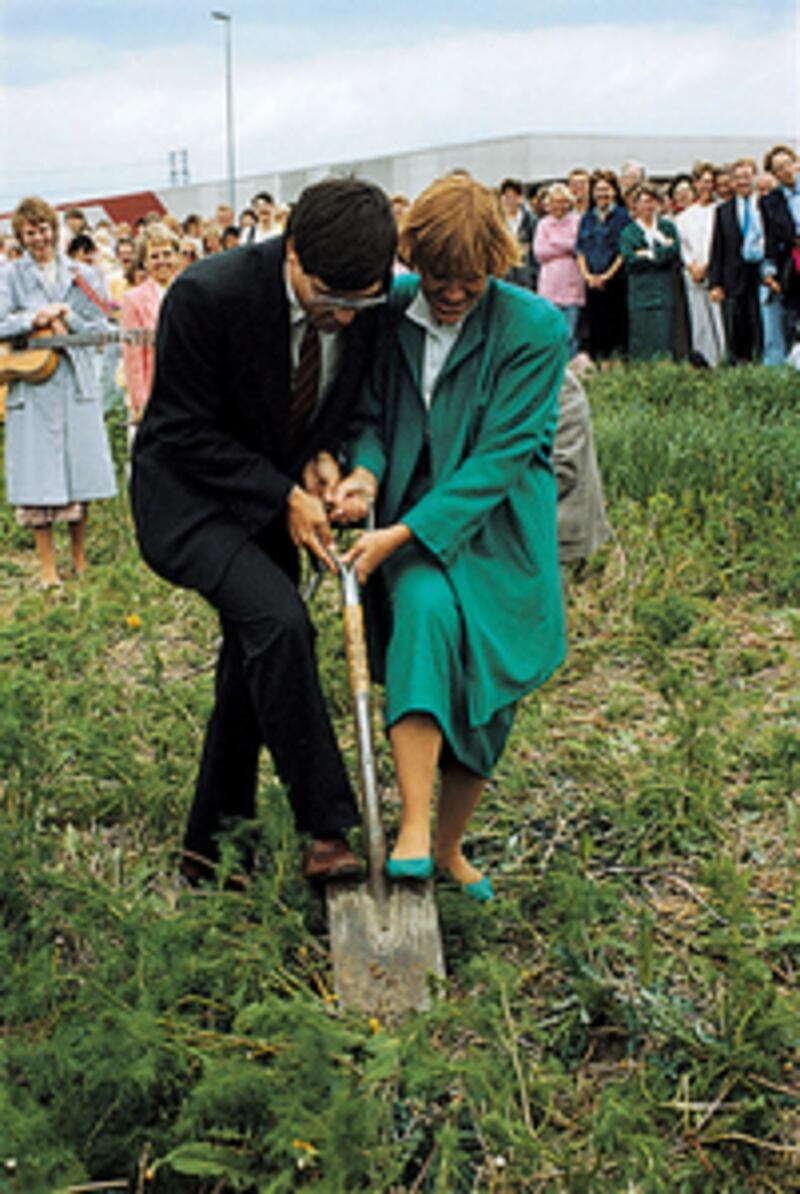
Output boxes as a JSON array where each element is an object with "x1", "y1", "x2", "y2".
[{"x1": 398, "y1": 175, "x2": 520, "y2": 278}]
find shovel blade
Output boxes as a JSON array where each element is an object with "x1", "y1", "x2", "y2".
[{"x1": 327, "y1": 881, "x2": 445, "y2": 1019}]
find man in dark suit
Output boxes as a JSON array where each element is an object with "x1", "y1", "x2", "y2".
[
  {"x1": 130, "y1": 179, "x2": 397, "y2": 885},
  {"x1": 760, "y1": 145, "x2": 800, "y2": 360},
  {"x1": 709, "y1": 158, "x2": 763, "y2": 364}
]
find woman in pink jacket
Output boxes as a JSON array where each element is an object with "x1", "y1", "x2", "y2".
[
  {"x1": 120, "y1": 223, "x2": 178, "y2": 431},
  {"x1": 534, "y1": 183, "x2": 585, "y2": 357}
]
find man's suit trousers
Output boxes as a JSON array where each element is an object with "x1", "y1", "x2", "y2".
[
  {"x1": 722, "y1": 267, "x2": 762, "y2": 364},
  {"x1": 184, "y1": 537, "x2": 359, "y2": 863}
]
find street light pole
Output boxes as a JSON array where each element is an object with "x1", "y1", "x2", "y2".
[{"x1": 211, "y1": 11, "x2": 235, "y2": 211}]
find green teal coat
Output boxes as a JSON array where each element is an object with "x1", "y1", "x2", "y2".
[
  {"x1": 620, "y1": 217, "x2": 680, "y2": 359},
  {"x1": 348, "y1": 275, "x2": 568, "y2": 728}
]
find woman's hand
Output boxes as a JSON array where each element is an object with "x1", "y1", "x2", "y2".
[
  {"x1": 341, "y1": 523, "x2": 411, "y2": 584},
  {"x1": 330, "y1": 467, "x2": 378, "y2": 525}
]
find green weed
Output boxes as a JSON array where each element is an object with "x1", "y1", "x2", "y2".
[{"x1": 1, "y1": 363, "x2": 798, "y2": 1192}]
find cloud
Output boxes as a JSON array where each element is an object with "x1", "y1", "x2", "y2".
[{"x1": 1, "y1": 19, "x2": 795, "y2": 206}]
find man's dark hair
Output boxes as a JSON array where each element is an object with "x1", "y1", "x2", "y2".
[
  {"x1": 251, "y1": 190, "x2": 275, "y2": 205},
  {"x1": 764, "y1": 144, "x2": 796, "y2": 173},
  {"x1": 500, "y1": 178, "x2": 523, "y2": 196},
  {"x1": 286, "y1": 178, "x2": 396, "y2": 291},
  {"x1": 67, "y1": 233, "x2": 95, "y2": 257}
]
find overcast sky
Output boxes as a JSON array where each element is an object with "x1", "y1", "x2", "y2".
[{"x1": 0, "y1": 0, "x2": 796, "y2": 207}]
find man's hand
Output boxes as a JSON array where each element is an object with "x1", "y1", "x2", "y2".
[
  {"x1": 330, "y1": 466, "x2": 378, "y2": 526},
  {"x1": 710, "y1": 286, "x2": 724, "y2": 304},
  {"x1": 765, "y1": 275, "x2": 782, "y2": 296},
  {"x1": 287, "y1": 485, "x2": 336, "y2": 570},
  {"x1": 341, "y1": 523, "x2": 411, "y2": 585},
  {"x1": 689, "y1": 262, "x2": 707, "y2": 285},
  {"x1": 301, "y1": 451, "x2": 341, "y2": 507}
]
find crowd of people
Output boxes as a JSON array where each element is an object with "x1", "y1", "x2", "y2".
[
  {"x1": 490, "y1": 147, "x2": 800, "y2": 369},
  {"x1": 1, "y1": 145, "x2": 796, "y2": 588},
  {"x1": 2, "y1": 145, "x2": 797, "y2": 415}
]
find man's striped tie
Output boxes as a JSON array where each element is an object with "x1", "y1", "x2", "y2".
[{"x1": 287, "y1": 321, "x2": 321, "y2": 453}]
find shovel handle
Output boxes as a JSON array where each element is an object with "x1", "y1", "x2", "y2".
[
  {"x1": 343, "y1": 603, "x2": 369, "y2": 699},
  {"x1": 339, "y1": 560, "x2": 388, "y2": 897}
]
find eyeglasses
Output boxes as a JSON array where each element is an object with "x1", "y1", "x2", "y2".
[{"x1": 307, "y1": 280, "x2": 387, "y2": 311}]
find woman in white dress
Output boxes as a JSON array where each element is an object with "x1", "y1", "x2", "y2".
[{"x1": 675, "y1": 163, "x2": 726, "y2": 366}]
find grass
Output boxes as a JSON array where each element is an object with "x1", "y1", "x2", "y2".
[{"x1": 0, "y1": 364, "x2": 798, "y2": 1193}]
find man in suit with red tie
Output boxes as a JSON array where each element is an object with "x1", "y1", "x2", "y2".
[
  {"x1": 130, "y1": 179, "x2": 397, "y2": 885},
  {"x1": 709, "y1": 158, "x2": 763, "y2": 363}
]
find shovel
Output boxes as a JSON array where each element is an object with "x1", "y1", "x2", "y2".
[{"x1": 326, "y1": 555, "x2": 446, "y2": 1020}]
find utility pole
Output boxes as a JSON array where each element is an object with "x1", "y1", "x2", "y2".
[{"x1": 211, "y1": 11, "x2": 235, "y2": 210}]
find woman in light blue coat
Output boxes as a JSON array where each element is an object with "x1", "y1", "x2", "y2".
[{"x1": 0, "y1": 196, "x2": 116, "y2": 587}]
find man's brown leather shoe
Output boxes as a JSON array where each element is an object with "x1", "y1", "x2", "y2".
[{"x1": 302, "y1": 837, "x2": 363, "y2": 882}]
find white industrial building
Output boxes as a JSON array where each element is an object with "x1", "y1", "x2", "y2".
[
  {"x1": 1, "y1": 129, "x2": 787, "y2": 231},
  {"x1": 159, "y1": 130, "x2": 784, "y2": 218}
]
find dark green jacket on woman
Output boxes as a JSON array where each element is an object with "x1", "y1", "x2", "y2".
[{"x1": 620, "y1": 217, "x2": 680, "y2": 359}]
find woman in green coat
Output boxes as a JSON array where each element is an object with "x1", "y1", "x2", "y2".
[
  {"x1": 620, "y1": 182, "x2": 680, "y2": 359},
  {"x1": 335, "y1": 176, "x2": 568, "y2": 900}
]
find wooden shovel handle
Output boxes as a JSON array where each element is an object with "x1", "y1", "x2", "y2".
[{"x1": 344, "y1": 604, "x2": 370, "y2": 699}]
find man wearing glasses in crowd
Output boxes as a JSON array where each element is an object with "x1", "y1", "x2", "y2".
[{"x1": 130, "y1": 179, "x2": 397, "y2": 887}]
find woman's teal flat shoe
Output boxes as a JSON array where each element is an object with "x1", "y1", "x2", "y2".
[
  {"x1": 463, "y1": 875, "x2": 495, "y2": 902},
  {"x1": 385, "y1": 856, "x2": 434, "y2": 880}
]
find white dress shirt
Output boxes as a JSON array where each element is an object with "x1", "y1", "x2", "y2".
[{"x1": 404, "y1": 288, "x2": 464, "y2": 409}]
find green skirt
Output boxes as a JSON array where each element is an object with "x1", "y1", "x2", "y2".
[
  {"x1": 627, "y1": 301, "x2": 676, "y2": 360},
  {"x1": 382, "y1": 544, "x2": 516, "y2": 778}
]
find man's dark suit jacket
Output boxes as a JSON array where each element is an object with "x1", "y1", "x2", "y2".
[
  {"x1": 130, "y1": 236, "x2": 376, "y2": 594},
  {"x1": 708, "y1": 198, "x2": 759, "y2": 297},
  {"x1": 761, "y1": 187, "x2": 797, "y2": 286},
  {"x1": 711, "y1": 198, "x2": 754, "y2": 296}
]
